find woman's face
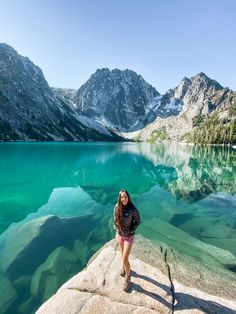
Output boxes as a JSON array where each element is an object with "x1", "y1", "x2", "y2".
[{"x1": 120, "y1": 191, "x2": 129, "y2": 206}]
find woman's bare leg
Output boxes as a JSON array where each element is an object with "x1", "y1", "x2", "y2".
[
  {"x1": 119, "y1": 242, "x2": 124, "y2": 255},
  {"x1": 119, "y1": 242, "x2": 125, "y2": 271},
  {"x1": 122, "y1": 244, "x2": 132, "y2": 277}
]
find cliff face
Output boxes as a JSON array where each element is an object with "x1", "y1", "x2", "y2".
[
  {"x1": 176, "y1": 72, "x2": 223, "y2": 119},
  {"x1": 74, "y1": 68, "x2": 161, "y2": 131},
  {"x1": 36, "y1": 235, "x2": 236, "y2": 314},
  {"x1": 0, "y1": 44, "x2": 122, "y2": 141},
  {"x1": 123, "y1": 73, "x2": 236, "y2": 143}
]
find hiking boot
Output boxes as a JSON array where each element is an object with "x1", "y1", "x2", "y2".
[
  {"x1": 123, "y1": 275, "x2": 131, "y2": 292},
  {"x1": 120, "y1": 266, "x2": 126, "y2": 277}
]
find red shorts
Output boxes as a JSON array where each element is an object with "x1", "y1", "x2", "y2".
[{"x1": 116, "y1": 233, "x2": 135, "y2": 246}]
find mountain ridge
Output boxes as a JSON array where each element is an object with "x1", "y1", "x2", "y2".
[
  {"x1": 0, "y1": 43, "x2": 235, "y2": 144},
  {"x1": 0, "y1": 43, "x2": 123, "y2": 141}
]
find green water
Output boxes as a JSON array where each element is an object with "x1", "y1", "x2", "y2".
[{"x1": 0, "y1": 142, "x2": 236, "y2": 313}]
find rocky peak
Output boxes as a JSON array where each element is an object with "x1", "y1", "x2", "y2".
[
  {"x1": 189, "y1": 72, "x2": 223, "y2": 93},
  {"x1": 0, "y1": 43, "x2": 122, "y2": 141},
  {"x1": 174, "y1": 77, "x2": 192, "y2": 100},
  {"x1": 0, "y1": 43, "x2": 18, "y2": 60},
  {"x1": 0, "y1": 42, "x2": 21, "y2": 60},
  {"x1": 171, "y1": 73, "x2": 223, "y2": 103},
  {"x1": 0, "y1": 43, "x2": 48, "y2": 92},
  {"x1": 0, "y1": 43, "x2": 55, "y2": 123},
  {"x1": 92, "y1": 68, "x2": 145, "y2": 82},
  {"x1": 74, "y1": 68, "x2": 160, "y2": 131},
  {"x1": 165, "y1": 73, "x2": 225, "y2": 119}
]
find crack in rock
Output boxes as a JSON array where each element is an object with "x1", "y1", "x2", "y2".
[
  {"x1": 103, "y1": 242, "x2": 118, "y2": 286},
  {"x1": 69, "y1": 243, "x2": 173, "y2": 312},
  {"x1": 164, "y1": 250, "x2": 175, "y2": 313}
]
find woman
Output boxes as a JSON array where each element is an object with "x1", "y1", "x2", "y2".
[{"x1": 113, "y1": 189, "x2": 141, "y2": 292}]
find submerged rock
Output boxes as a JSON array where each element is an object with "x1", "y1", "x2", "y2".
[
  {"x1": 0, "y1": 276, "x2": 17, "y2": 313},
  {"x1": 31, "y1": 246, "x2": 78, "y2": 301},
  {"x1": 16, "y1": 296, "x2": 38, "y2": 314},
  {"x1": 0, "y1": 214, "x2": 95, "y2": 280},
  {"x1": 139, "y1": 217, "x2": 236, "y2": 269},
  {"x1": 73, "y1": 239, "x2": 89, "y2": 267},
  {"x1": 0, "y1": 214, "x2": 96, "y2": 313},
  {"x1": 36, "y1": 235, "x2": 236, "y2": 314}
]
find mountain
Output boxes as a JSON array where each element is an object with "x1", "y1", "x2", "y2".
[
  {"x1": 0, "y1": 43, "x2": 235, "y2": 144},
  {"x1": 174, "y1": 72, "x2": 224, "y2": 118},
  {"x1": 51, "y1": 87, "x2": 76, "y2": 103},
  {"x1": 0, "y1": 43, "x2": 122, "y2": 141},
  {"x1": 73, "y1": 68, "x2": 161, "y2": 131},
  {"x1": 185, "y1": 88, "x2": 236, "y2": 144},
  {"x1": 126, "y1": 73, "x2": 236, "y2": 144}
]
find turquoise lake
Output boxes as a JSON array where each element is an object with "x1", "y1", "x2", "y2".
[{"x1": 0, "y1": 142, "x2": 236, "y2": 313}]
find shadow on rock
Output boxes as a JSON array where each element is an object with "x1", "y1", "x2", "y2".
[{"x1": 132, "y1": 270, "x2": 235, "y2": 314}]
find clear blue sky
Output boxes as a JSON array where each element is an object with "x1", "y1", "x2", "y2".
[{"x1": 0, "y1": 0, "x2": 236, "y2": 93}]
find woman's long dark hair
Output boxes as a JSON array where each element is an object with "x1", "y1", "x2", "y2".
[{"x1": 115, "y1": 189, "x2": 133, "y2": 231}]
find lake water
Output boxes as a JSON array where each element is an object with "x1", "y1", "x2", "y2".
[{"x1": 0, "y1": 142, "x2": 236, "y2": 313}]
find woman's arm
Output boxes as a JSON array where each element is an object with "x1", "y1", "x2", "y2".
[
  {"x1": 131, "y1": 207, "x2": 141, "y2": 231},
  {"x1": 113, "y1": 204, "x2": 119, "y2": 230}
]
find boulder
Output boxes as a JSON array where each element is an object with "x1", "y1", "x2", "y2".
[
  {"x1": 17, "y1": 296, "x2": 38, "y2": 314},
  {"x1": 139, "y1": 217, "x2": 236, "y2": 268},
  {"x1": 0, "y1": 276, "x2": 17, "y2": 313},
  {"x1": 13, "y1": 275, "x2": 32, "y2": 289},
  {"x1": 73, "y1": 239, "x2": 89, "y2": 267},
  {"x1": 31, "y1": 246, "x2": 78, "y2": 301},
  {"x1": 132, "y1": 235, "x2": 236, "y2": 300},
  {"x1": 0, "y1": 214, "x2": 95, "y2": 280}
]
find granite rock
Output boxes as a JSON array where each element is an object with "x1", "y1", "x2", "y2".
[{"x1": 36, "y1": 236, "x2": 236, "y2": 314}]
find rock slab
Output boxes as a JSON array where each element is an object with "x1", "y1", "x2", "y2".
[{"x1": 36, "y1": 236, "x2": 236, "y2": 313}]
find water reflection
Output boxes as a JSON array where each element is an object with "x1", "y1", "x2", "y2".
[
  {"x1": 0, "y1": 143, "x2": 235, "y2": 218},
  {"x1": 0, "y1": 142, "x2": 235, "y2": 234},
  {"x1": 117, "y1": 143, "x2": 236, "y2": 202},
  {"x1": 0, "y1": 142, "x2": 235, "y2": 313}
]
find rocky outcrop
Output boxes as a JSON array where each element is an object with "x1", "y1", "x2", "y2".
[
  {"x1": 51, "y1": 88, "x2": 77, "y2": 102},
  {"x1": 36, "y1": 235, "x2": 236, "y2": 313}
]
